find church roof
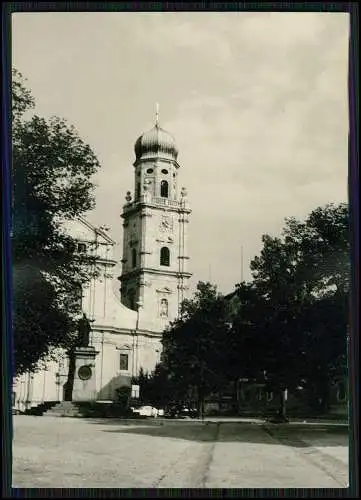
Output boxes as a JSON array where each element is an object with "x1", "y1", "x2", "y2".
[
  {"x1": 134, "y1": 124, "x2": 178, "y2": 162},
  {"x1": 77, "y1": 216, "x2": 115, "y2": 245},
  {"x1": 63, "y1": 216, "x2": 115, "y2": 246},
  {"x1": 92, "y1": 287, "x2": 164, "y2": 334},
  {"x1": 93, "y1": 290, "x2": 138, "y2": 331}
]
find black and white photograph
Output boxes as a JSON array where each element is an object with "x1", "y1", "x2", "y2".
[{"x1": 10, "y1": 9, "x2": 351, "y2": 489}]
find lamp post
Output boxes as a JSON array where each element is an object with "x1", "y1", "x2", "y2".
[{"x1": 133, "y1": 298, "x2": 143, "y2": 377}]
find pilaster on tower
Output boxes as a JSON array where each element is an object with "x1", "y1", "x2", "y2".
[{"x1": 118, "y1": 115, "x2": 192, "y2": 326}]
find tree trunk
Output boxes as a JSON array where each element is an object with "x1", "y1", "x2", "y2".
[
  {"x1": 199, "y1": 395, "x2": 205, "y2": 421},
  {"x1": 277, "y1": 387, "x2": 288, "y2": 421},
  {"x1": 319, "y1": 381, "x2": 330, "y2": 414},
  {"x1": 307, "y1": 379, "x2": 330, "y2": 415},
  {"x1": 233, "y1": 379, "x2": 239, "y2": 414},
  {"x1": 218, "y1": 389, "x2": 223, "y2": 413},
  {"x1": 64, "y1": 351, "x2": 75, "y2": 401},
  {"x1": 198, "y1": 362, "x2": 205, "y2": 420},
  {"x1": 196, "y1": 384, "x2": 204, "y2": 420}
]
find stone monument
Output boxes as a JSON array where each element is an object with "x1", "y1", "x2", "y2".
[{"x1": 70, "y1": 313, "x2": 99, "y2": 402}]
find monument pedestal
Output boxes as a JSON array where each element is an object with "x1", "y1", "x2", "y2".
[{"x1": 70, "y1": 346, "x2": 99, "y2": 402}]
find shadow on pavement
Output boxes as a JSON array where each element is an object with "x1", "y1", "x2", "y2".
[{"x1": 96, "y1": 421, "x2": 349, "y2": 448}]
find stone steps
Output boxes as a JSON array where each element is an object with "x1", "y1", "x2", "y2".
[
  {"x1": 45, "y1": 401, "x2": 85, "y2": 417},
  {"x1": 23, "y1": 401, "x2": 60, "y2": 416}
]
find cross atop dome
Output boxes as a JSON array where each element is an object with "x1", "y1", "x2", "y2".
[{"x1": 155, "y1": 102, "x2": 160, "y2": 127}]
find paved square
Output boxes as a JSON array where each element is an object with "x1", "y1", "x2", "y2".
[{"x1": 12, "y1": 416, "x2": 349, "y2": 488}]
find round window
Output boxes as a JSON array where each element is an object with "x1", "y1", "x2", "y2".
[
  {"x1": 78, "y1": 365, "x2": 92, "y2": 381},
  {"x1": 146, "y1": 168, "x2": 154, "y2": 174},
  {"x1": 161, "y1": 169, "x2": 169, "y2": 175}
]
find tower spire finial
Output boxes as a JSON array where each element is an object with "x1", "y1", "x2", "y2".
[{"x1": 155, "y1": 102, "x2": 159, "y2": 127}]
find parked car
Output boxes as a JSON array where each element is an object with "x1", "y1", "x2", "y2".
[
  {"x1": 131, "y1": 406, "x2": 164, "y2": 417},
  {"x1": 181, "y1": 407, "x2": 198, "y2": 418},
  {"x1": 165, "y1": 405, "x2": 198, "y2": 418}
]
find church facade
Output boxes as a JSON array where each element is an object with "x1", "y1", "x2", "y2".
[{"x1": 13, "y1": 119, "x2": 192, "y2": 412}]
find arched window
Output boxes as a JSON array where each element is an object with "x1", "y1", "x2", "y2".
[
  {"x1": 160, "y1": 298, "x2": 168, "y2": 317},
  {"x1": 160, "y1": 247, "x2": 170, "y2": 267},
  {"x1": 131, "y1": 248, "x2": 137, "y2": 268},
  {"x1": 136, "y1": 182, "x2": 141, "y2": 199},
  {"x1": 160, "y1": 180, "x2": 169, "y2": 198},
  {"x1": 119, "y1": 353, "x2": 129, "y2": 371}
]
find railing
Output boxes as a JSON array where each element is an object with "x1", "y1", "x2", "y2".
[
  {"x1": 152, "y1": 197, "x2": 181, "y2": 208},
  {"x1": 123, "y1": 196, "x2": 182, "y2": 210}
]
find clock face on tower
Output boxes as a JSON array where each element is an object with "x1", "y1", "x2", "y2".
[{"x1": 160, "y1": 216, "x2": 173, "y2": 232}]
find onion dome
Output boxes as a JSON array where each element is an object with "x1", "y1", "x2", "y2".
[{"x1": 134, "y1": 124, "x2": 178, "y2": 162}]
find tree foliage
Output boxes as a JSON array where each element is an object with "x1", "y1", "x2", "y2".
[
  {"x1": 142, "y1": 203, "x2": 349, "y2": 418},
  {"x1": 12, "y1": 69, "x2": 101, "y2": 375},
  {"x1": 140, "y1": 282, "x2": 231, "y2": 414},
  {"x1": 245, "y1": 202, "x2": 350, "y2": 412}
]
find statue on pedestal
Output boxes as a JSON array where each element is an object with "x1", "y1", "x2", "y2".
[{"x1": 77, "y1": 313, "x2": 91, "y2": 348}]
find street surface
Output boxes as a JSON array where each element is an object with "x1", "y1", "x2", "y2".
[{"x1": 12, "y1": 416, "x2": 349, "y2": 488}]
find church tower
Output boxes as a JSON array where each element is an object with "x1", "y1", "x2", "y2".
[{"x1": 119, "y1": 110, "x2": 192, "y2": 326}]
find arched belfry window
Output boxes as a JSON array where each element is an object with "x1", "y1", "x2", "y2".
[
  {"x1": 160, "y1": 247, "x2": 170, "y2": 267},
  {"x1": 160, "y1": 180, "x2": 169, "y2": 198},
  {"x1": 131, "y1": 248, "x2": 137, "y2": 268}
]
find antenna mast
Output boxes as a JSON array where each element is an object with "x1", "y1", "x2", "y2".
[{"x1": 241, "y1": 245, "x2": 244, "y2": 282}]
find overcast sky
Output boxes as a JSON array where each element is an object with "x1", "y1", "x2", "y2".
[{"x1": 12, "y1": 12, "x2": 350, "y2": 295}]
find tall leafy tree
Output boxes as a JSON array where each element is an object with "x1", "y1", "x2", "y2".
[
  {"x1": 12, "y1": 69, "x2": 100, "y2": 375},
  {"x1": 288, "y1": 203, "x2": 350, "y2": 411},
  {"x1": 247, "y1": 202, "x2": 349, "y2": 417},
  {"x1": 229, "y1": 282, "x2": 267, "y2": 383},
  {"x1": 135, "y1": 363, "x2": 183, "y2": 411},
  {"x1": 161, "y1": 282, "x2": 230, "y2": 417},
  {"x1": 144, "y1": 205, "x2": 348, "y2": 420}
]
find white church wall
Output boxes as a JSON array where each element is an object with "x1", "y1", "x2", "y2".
[
  {"x1": 141, "y1": 273, "x2": 183, "y2": 325},
  {"x1": 31, "y1": 361, "x2": 59, "y2": 404},
  {"x1": 13, "y1": 352, "x2": 65, "y2": 412},
  {"x1": 92, "y1": 332, "x2": 132, "y2": 400},
  {"x1": 83, "y1": 269, "x2": 112, "y2": 322},
  {"x1": 90, "y1": 330, "x2": 162, "y2": 400},
  {"x1": 136, "y1": 335, "x2": 162, "y2": 375}
]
